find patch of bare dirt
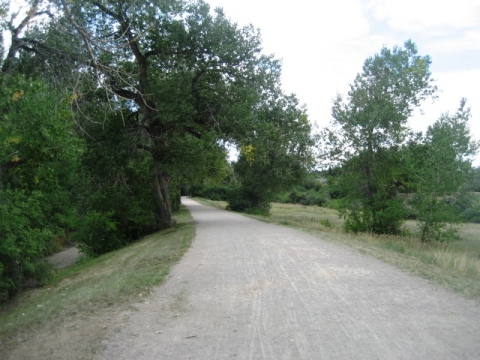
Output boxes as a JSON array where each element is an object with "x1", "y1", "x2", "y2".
[{"x1": 45, "y1": 247, "x2": 80, "y2": 269}]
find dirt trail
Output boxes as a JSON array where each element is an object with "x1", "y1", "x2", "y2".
[
  {"x1": 45, "y1": 246, "x2": 80, "y2": 269},
  {"x1": 98, "y1": 198, "x2": 480, "y2": 359}
]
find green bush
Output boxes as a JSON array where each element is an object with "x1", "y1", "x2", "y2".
[
  {"x1": 74, "y1": 210, "x2": 127, "y2": 256},
  {"x1": 462, "y1": 206, "x2": 480, "y2": 223},
  {"x1": 73, "y1": 187, "x2": 156, "y2": 256},
  {"x1": 342, "y1": 198, "x2": 405, "y2": 235},
  {"x1": 183, "y1": 183, "x2": 232, "y2": 201},
  {"x1": 275, "y1": 177, "x2": 328, "y2": 207},
  {"x1": 226, "y1": 186, "x2": 271, "y2": 215},
  {"x1": 0, "y1": 190, "x2": 55, "y2": 301},
  {"x1": 459, "y1": 194, "x2": 480, "y2": 223}
]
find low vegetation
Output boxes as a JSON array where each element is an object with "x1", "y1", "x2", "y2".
[
  {"x1": 0, "y1": 207, "x2": 194, "y2": 359},
  {"x1": 196, "y1": 199, "x2": 480, "y2": 300}
]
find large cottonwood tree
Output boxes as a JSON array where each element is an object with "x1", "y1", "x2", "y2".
[{"x1": 52, "y1": 0, "x2": 286, "y2": 228}]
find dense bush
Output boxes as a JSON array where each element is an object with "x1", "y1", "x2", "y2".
[
  {"x1": 73, "y1": 176, "x2": 157, "y2": 256},
  {"x1": 0, "y1": 76, "x2": 80, "y2": 300},
  {"x1": 462, "y1": 206, "x2": 480, "y2": 223},
  {"x1": 0, "y1": 190, "x2": 56, "y2": 300},
  {"x1": 74, "y1": 210, "x2": 127, "y2": 256},
  {"x1": 276, "y1": 176, "x2": 328, "y2": 206},
  {"x1": 183, "y1": 184, "x2": 232, "y2": 201},
  {"x1": 226, "y1": 186, "x2": 271, "y2": 215},
  {"x1": 460, "y1": 195, "x2": 480, "y2": 223},
  {"x1": 284, "y1": 188, "x2": 326, "y2": 206}
]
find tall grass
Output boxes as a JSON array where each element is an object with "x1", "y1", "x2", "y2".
[{"x1": 196, "y1": 198, "x2": 480, "y2": 300}]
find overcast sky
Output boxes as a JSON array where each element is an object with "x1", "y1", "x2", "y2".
[{"x1": 206, "y1": 0, "x2": 480, "y2": 164}]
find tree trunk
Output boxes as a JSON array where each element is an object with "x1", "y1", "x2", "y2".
[
  {"x1": 152, "y1": 161, "x2": 175, "y2": 229},
  {"x1": 365, "y1": 151, "x2": 376, "y2": 232}
]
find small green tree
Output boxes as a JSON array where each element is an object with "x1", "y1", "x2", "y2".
[
  {"x1": 409, "y1": 99, "x2": 479, "y2": 242},
  {"x1": 322, "y1": 40, "x2": 436, "y2": 234},
  {"x1": 229, "y1": 94, "x2": 313, "y2": 214}
]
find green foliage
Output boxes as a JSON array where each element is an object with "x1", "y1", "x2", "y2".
[
  {"x1": 322, "y1": 40, "x2": 436, "y2": 234},
  {"x1": 0, "y1": 75, "x2": 80, "y2": 300},
  {"x1": 75, "y1": 210, "x2": 126, "y2": 256},
  {"x1": 73, "y1": 113, "x2": 156, "y2": 256},
  {"x1": 276, "y1": 176, "x2": 328, "y2": 206},
  {"x1": 408, "y1": 100, "x2": 479, "y2": 242},
  {"x1": 0, "y1": 190, "x2": 55, "y2": 300},
  {"x1": 470, "y1": 167, "x2": 480, "y2": 192},
  {"x1": 226, "y1": 186, "x2": 271, "y2": 215},
  {"x1": 184, "y1": 183, "x2": 233, "y2": 201},
  {"x1": 460, "y1": 193, "x2": 480, "y2": 223},
  {"x1": 230, "y1": 94, "x2": 314, "y2": 214}
]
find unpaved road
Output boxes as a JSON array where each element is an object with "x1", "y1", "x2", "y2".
[{"x1": 98, "y1": 198, "x2": 480, "y2": 359}]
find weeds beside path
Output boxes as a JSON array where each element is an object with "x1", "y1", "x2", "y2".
[{"x1": 0, "y1": 206, "x2": 195, "y2": 360}]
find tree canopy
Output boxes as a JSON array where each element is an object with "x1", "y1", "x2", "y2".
[
  {"x1": 0, "y1": 0, "x2": 314, "y2": 298},
  {"x1": 49, "y1": 0, "x2": 302, "y2": 227}
]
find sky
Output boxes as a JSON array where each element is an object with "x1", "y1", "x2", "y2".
[{"x1": 206, "y1": 0, "x2": 480, "y2": 165}]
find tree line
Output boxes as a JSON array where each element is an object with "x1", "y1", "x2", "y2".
[
  {"x1": 0, "y1": 0, "x2": 312, "y2": 300},
  {"x1": 0, "y1": 0, "x2": 478, "y2": 301}
]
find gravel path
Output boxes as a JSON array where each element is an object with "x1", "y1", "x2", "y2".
[{"x1": 97, "y1": 198, "x2": 480, "y2": 359}]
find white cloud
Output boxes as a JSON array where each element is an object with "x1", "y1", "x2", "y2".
[
  {"x1": 367, "y1": 0, "x2": 480, "y2": 33},
  {"x1": 425, "y1": 30, "x2": 480, "y2": 54},
  {"x1": 206, "y1": 0, "x2": 480, "y2": 163}
]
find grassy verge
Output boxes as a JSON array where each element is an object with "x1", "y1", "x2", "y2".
[
  {"x1": 0, "y1": 206, "x2": 195, "y2": 359},
  {"x1": 196, "y1": 198, "x2": 480, "y2": 300}
]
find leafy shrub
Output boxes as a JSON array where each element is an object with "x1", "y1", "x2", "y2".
[
  {"x1": 184, "y1": 184, "x2": 232, "y2": 201},
  {"x1": 74, "y1": 210, "x2": 127, "y2": 256},
  {"x1": 460, "y1": 195, "x2": 480, "y2": 223},
  {"x1": 324, "y1": 198, "x2": 343, "y2": 210},
  {"x1": 276, "y1": 182, "x2": 328, "y2": 207},
  {"x1": 226, "y1": 186, "x2": 270, "y2": 215},
  {"x1": 418, "y1": 222, "x2": 459, "y2": 243},
  {"x1": 0, "y1": 76, "x2": 81, "y2": 300},
  {"x1": 342, "y1": 198, "x2": 405, "y2": 235},
  {"x1": 462, "y1": 206, "x2": 480, "y2": 223},
  {"x1": 319, "y1": 219, "x2": 333, "y2": 229},
  {"x1": 0, "y1": 190, "x2": 55, "y2": 300},
  {"x1": 73, "y1": 187, "x2": 156, "y2": 256}
]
